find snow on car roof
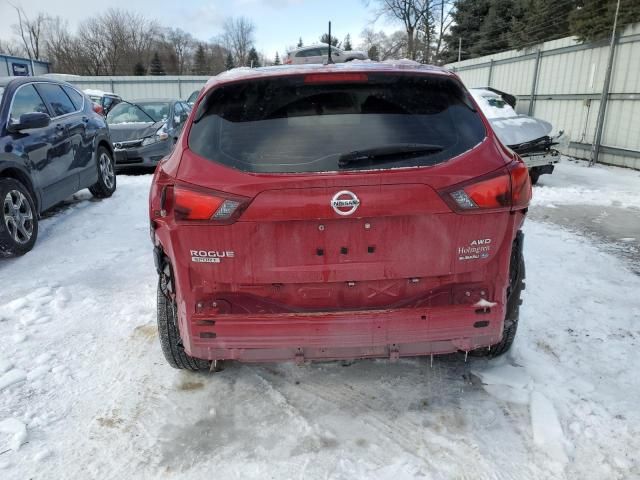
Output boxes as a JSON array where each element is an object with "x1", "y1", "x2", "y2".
[
  {"x1": 470, "y1": 88, "x2": 518, "y2": 119},
  {"x1": 205, "y1": 61, "x2": 452, "y2": 88}
]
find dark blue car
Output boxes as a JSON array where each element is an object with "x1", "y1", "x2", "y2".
[{"x1": 0, "y1": 76, "x2": 115, "y2": 257}]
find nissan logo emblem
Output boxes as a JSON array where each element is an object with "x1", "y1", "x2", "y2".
[{"x1": 331, "y1": 190, "x2": 360, "y2": 216}]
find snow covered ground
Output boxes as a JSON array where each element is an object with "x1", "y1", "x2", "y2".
[{"x1": 1, "y1": 159, "x2": 639, "y2": 479}]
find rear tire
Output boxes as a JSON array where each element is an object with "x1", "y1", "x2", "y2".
[
  {"x1": 89, "y1": 146, "x2": 116, "y2": 198},
  {"x1": 474, "y1": 232, "x2": 525, "y2": 357},
  {"x1": 0, "y1": 178, "x2": 38, "y2": 257},
  {"x1": 157, "y1": 277, "x2": 211, "y2": 371}
]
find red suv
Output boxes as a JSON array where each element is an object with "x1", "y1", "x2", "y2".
[{"x1": 149, "y1": 63, "x2": 530, "y2": 370}]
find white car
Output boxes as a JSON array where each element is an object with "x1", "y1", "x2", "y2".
[
  {"x1": 284, "y1": 45, "x2": 367, "y2": 65},
  {"x1": 471, "y1": 88, "x2": 565, "y2": 184}
]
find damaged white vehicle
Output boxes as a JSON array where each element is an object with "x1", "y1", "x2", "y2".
[{"x1": 471, "y1": 88, "x2": 565, "y2": 184}]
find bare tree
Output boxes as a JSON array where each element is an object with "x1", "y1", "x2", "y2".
[
  {"x1": 165, "y1": 28, "x2": 194, "y2": 75},
  {"x1": 360, "y1": 28, "x2": 408, "y2": 60},
  {"x1": 366, "y1": 0, "x2": 433, "y2": 60},
  {"x1": 45, "y1": 17, "x2": 85, "y2": 74},
  {"x1": 433, "y1": 0, "x2": 454, "y2": 63},
  {"x1": 10, "y1": 4, "x2": 49, "y2": 60},
  {"x1": 222, "y1": 17, "x2": 255, "y2": 67},
  {"x1": 77, "y1": 18, "x2": 108, "y2": 75},
  {"x1": 0, "y1": 38, "x2": 24, "y2": 56}
]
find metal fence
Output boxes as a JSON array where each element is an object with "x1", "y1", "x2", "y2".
[
  {"x1": 446, "y1": 23, "x2": 640, "y2": 170},
  {"x1": 52, "y1": 75, "x2": 211, "y2": 102}
]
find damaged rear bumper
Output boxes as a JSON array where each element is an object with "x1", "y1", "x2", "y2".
[{"x1": 185, "y1": 304, "x2": 505, "y2": 362}]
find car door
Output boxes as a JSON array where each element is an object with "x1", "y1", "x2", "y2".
[
  {"x1": 7, "y1": 83, "x2": 75, "y2": 211},
  {"x1": 62, "y1": 85, "x2": 95, "y2": 176},
  {"x1": 308, "y1": 48, "x2": 324, "y2": 64},
  {"x1": 35, "y1": 83, "x2": 83, "y2": 198}
]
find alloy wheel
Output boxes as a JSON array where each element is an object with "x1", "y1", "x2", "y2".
[
  {"x1": 99, "y1": 152, "x2": 115, "y2": 190},
  {"x1": 3, "y1": 189, "x2": 34, "y2": 244}
]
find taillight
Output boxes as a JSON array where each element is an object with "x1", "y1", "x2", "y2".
[
  {"x1": 442, "y1": 161, "x2": 531, "y2": 213},
  {"x1": 284, "y1": 57, "x2": 292, "y2": 64},
  {"x1": 92, "y1": 102, "x2": 104, "y2": 115},
  {"x1": 173, "y1": 186, "x2": 249, "y2": 222},
  {"x1": 304, "y1": 73, "x2": 368, "y2": 83}
]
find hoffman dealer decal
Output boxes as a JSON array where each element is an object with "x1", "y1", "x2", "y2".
[
  {"x1": 191, "y1": 250, "x2": 235, "y2": 263},
  {"x1": 457, "y1": 238, "x2": 492, "y2": 261}
]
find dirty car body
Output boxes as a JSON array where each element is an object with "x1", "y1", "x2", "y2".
[
  {"x1": 470, "y1": 88, "x2": 563, "y2": 183},
  {"x1": 149, "y1": 63, "x2": 531, "y2": 366}
]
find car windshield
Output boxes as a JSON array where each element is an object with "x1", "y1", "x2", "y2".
[
  {"x1": 107, "y1": 101, "x2": 170, "y2": 124},
  {"x1": 189, "y1": 74, "x2": 485, "y2": 173},
  {"x1": 187, "y1": 90, "x2": 199, "y2": 104}
]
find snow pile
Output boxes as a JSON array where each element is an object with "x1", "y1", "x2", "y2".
[
  {"x1": 0, "y1": 418, "x2": 27, "y2": 451},
  {"x1": 530, "y1": 392, "x2": 569, "y2": 465},
  {"x1": 532, "y1": 159, "x2": 640, "y2": 209}
]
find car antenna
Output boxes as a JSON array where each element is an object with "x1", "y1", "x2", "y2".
[{"x1": 327, "y1": 21, "x2": 334, "y2": 64}]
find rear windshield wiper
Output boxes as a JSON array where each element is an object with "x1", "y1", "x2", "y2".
[{"x1": 338, "y1": 143, "x2": 444, "y2": 168}]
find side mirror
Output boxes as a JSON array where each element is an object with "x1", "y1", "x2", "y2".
[{"x1": 8, "y1": 112, "x2": 51, "y2": 133}]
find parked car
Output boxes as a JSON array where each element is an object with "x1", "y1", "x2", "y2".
[
  {"x1": 84, "y1": 89, "x2": 122, "y2": 115},
  {"x1": 106, "y1": 99, "x2": 191, "y2": 170},
  {"x1": 186, "y1": 89, "x2": 200, "y2": 106},
  {"x1": 284, "y1": 45, "x2": 368, "y2": 64},
  {"x1": 0, "y1": 76, "x2": 116, "y2": 257},
  {"x1": 148, "y1": 63, "x2": 531, "y2": 370},
  {"x1": 470, "y1": 88, "x2": 564, "y2": 184}
]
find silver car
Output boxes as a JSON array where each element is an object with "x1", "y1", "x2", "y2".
[{"x1": 284, "y1": 45, "x2": 367, "y2": 65}]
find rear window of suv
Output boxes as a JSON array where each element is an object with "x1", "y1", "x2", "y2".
[{"x1": 189, "y1": 74, "x2": 485, "y2": 173}]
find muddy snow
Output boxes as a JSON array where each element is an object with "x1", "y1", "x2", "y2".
[{"x1": 1, "y1": 160, "x2": 639, "y2": 479}]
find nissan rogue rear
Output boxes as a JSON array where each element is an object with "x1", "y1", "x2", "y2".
[{"x1": 149, "y1": 63, "x2": 530, "y2": 370}]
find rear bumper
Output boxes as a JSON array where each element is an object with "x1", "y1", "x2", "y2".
[{"x1": 185, "y1": 304, "x2": 505, "y2": 362}]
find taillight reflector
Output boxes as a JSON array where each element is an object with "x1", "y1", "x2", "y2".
[
  {"x1": 304, "y1": 73, "x2": 368, "y2": 84},
  {"x1": 443, "y1": 161, "x2": 531, "y2": 213},
  {"x1": 92, "y1": 103, "x2": 104, "y2": 115},
  {"x1": 173, "y1": 186, "x2": 249, "y2": 222}
]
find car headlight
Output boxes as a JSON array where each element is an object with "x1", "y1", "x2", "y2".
[{"x1": 141, "y1": 123, "x2": 169, "y2": 146}]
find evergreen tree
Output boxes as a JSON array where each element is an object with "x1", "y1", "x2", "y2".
[
  {"x1": 570, "y1": 0, "x2": 640, "y2": 42},
  {"x1": 319, "y1": 33, "x2": 339, "y2": 46},
  {"x1": 297, "y1": 37, "x2": 304, "y2": 47},
  {"x1": 343, "y1": 34, "x2": 353, "y2": 51},
  {"x1": 274, "y1": 51, "x2": 281, "y2": 65},
  {"x1": 368, "y1": 45, "x2": 380, "y2": 61},
  {"x1": 133, "y1": 62, "x2": 146, "y2": 76},
  {"x1": 471, "y1": 0, "x2": 520, "y2": 57},
  {"x1": 443, "y1": 0, "x2": 491, "y2": 62},
  {"x1": 149, "y1": 52, "x2": 166, "y2": 76},
  {"x1": 225, "y1": 52, "x2": 235, "y2": 70},
  {"x1": 247, "y1": 47, "x2": 260, "y2": 67},
  {"x1": 193, "y1": 44, "x2": 208, "y2": 75},
  {"x1": 509, "y1": 0, "x2": 574, "y2": 49}
]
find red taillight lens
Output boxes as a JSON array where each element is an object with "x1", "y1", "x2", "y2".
[
  {"x1": 509, "y1": 160, "x2": 532, "y2": 208},
  {"x1": 304, "y1": 73, "x2": 368, "y2": 84},
  {"x1": 443, "y1": 161, "x2": 531, "y2": 213},
  {"x1": 92, "y1": 103, "x2": 104, "y2": 115},
  {"x1": 173, "y1": 186, "x2": 248, "y2": 222}
]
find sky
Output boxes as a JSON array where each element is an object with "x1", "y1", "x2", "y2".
[{"x1": 0, "y1": 0, "x2": 398, "y2": 59}]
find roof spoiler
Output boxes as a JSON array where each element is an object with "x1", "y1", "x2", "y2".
[{"x1": 480, "y1": 87, "x2": 517, "y2": 109}]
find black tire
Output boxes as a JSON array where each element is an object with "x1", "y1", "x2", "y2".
[
  {"x1": 157, "y1": 277, "x2": 211, "y2": 371},
  {"x1": 89, "y1": 146, "x2": 116, "y2": 198},
  {"x1": 529, "y1": 168, "x2": 540, "y2": 185},
  {"x1": 474, "y1": 232, "x2": 525, "y2": 357},
  {"x1": 0, "y1": 178, "x2": 39, "y2": 258}
]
